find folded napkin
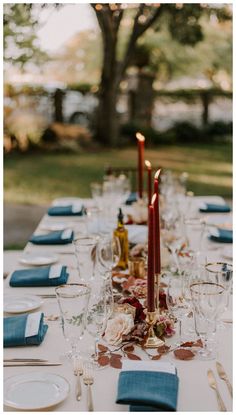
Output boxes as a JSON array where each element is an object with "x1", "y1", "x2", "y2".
[
  {"x1": 4, "y1": 312, "x2": 48, "y2": 347},
  {"x1": 116, "y1": 361, "x2": 179, "y2": 412},
  {"x1": 48, "y1": 204, "x2": 86, "y2": 216},
  {"x1": 209, "y1": 228, "x2": 233, "y2": 243},
  {"x1": 199, "y1": 203, "x2": 231, "y2": 213},
  {"x1": 126, "y1": 192, "x2": 138, "y2": 205},
  {"x1": 10, "y1": 265, "x2": 69, "y2": 287},
  {"x1": 126, "y1": 225, "x2": 148, "y2": 245},
  {"x1": 29, "y1": 229, "x2": 74, "y2": 245}
]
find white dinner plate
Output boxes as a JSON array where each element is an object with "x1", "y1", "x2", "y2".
[
  {"x1": 4, "y1": 295, "x2": 44, "y2": 314},
  {"x1": 19, "y1": 254, "x2": 58, "y2": 266},
  {"x1": 4, "y1": 372, "x2": 70, "y2": 410},
  {"x1": 40, "y1": 223, "x2": 74, "y2": 232}
]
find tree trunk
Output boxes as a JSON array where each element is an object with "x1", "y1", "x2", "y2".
[
  {"x1": 201, "y1": 92, "x2": 210, "y2": 125},
  {"x1": 53, "y1": 88, "x2": 64, "y2": 123},
  {"x1": 96, "y1": 82, "x2": 119, "y2": 146}
]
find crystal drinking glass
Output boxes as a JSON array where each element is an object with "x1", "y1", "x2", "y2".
[
  {"x1": 190, "y1": 279, "x2": 225, "y2": 359},
  {"x1": 55, "y1": 283, "x2": 91, "y2": 359},
  {"x1": 86, "y1": 281, "x2": 108, "y2": 368},
  {"x1": 166, "y1": 273, "x2": 192, "y2": 345},
  {"x1": 73, "y1": 236, "x2": 98, "y2": 281},
  {"x1": 97, "y1": 234, "x2": 121, "y2": 272}
]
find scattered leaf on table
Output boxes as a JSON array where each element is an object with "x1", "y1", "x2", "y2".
[
  {"x1": 98, "y1": 355, "x2": 110, "y2": 366},
  {"x1": 110, "y1": 353, "x2": 122, "y2": 359},
  {"x1": 157, "y1": 345, "x2": 170, "y2": 354},
  {"x1": 174, "y1": 349, "x2": 195, "y2": 360},
  {"x1": 180, "y1": 341, "x2": 195, "y2": 348},
  {"x1": 151, "y1": 354, "x2": 162, "y2": 360},
  {"x1": 98, "y1": 344, "x2": 108, "y2": 352},
  {"x1": 193, "y1": 338, "x2": 203, "y2": 348},
  {"x1": 123, "y1": 345, "x2": 134, "y2": 352},
  {"x1": 126, "y1": 352, "x2": 141, "y2": 360},
  {"x1": 110, "y1": 356, "x2": 122, "y2": 369}
]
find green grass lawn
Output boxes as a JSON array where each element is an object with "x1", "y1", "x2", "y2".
[{"x1": 4, "y1": 143, "x2": 232, "y2": 205}]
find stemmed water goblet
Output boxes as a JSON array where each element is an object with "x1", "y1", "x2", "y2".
[
  {"x1": 86, "y1": 281, "x2": 108, "y2": 368},
  {"x1": 55, "y1": 283, "x2": 91, "y2": 360},
  {"x1": 97, "y1": 234, "x2": 121, "y2": 272},
  {"x1": 166, "y1": 273, "x2": 192, "y2": 345},
  {"x1": 73, "y1": 236, "x2": 98, "y2": 281},
  {"x1": 190, "y1": 269, "x2": 225, "y2": 360}
]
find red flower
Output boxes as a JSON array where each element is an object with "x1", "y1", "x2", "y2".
[{"x1": 120, "y1": 297, "x2": 146, "y2": 321}]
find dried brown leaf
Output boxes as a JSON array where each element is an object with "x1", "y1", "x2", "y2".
[
  {"x1": 110, "y1": 356, "x2": 122, "y2": 369},
  {"x1": 151, "y1": 354, "x2": 162, "y2": 360},
  {"x1": 157, "y1": 345, "x2": 170, "y2": 354},
  {"x1": 180, "y1": 341, "x2": 195, "y2": 348},
  {"x1": 174, "y1": 348, "x2": 195, "y2": 360},
  {"x1": 193, "y1": 338, "x2": 203, "y2": 348},
  {"x1": 98, "y1": 355, "x2": 110, "y2": 366},
  {"x1": 110, "y1": 353, "x2": 122, "y2": 359},
  {"x1": 98, "y1": 344, "x2": 108, "y2": 353},
  {"x1": 123, "y1": 345, "x2": 135, "y2": 352},
  {"x1": 126, "y1": 352, "x2": 141, "y2": 360}
]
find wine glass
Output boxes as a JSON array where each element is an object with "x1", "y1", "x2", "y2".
[
  {"x1": 205, "y1": 262, "x2": 233, "y2": 327},
  {"x1": 73, "y1": 236, "x2": 98, "y2": 281},
  {"x1": 97, "y1": 234, "x2": 121, "y2": 272},
  {"x1": 86, "y1": 281, "x2": 108, "y2": 368},
  {"x1": 190, "y1": 277, "x2": 225, "y2": 360},
  {"x1": 166, "y1": 273, "x2": 192, "y2": 345},
  {"x1": 55, "y1": 283, "x2": 91, "y2": 359}
]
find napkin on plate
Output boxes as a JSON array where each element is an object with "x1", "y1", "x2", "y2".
[
  {"x1": 199, "y1": 203, "x2": 231, "y2": 213},
  {"x1": 9, "y1": 265, "x2": 69, "y2": 287},
  {"x1": 209, "y1": 228, "x2": 233, "y2": 243},
  {"x1": 116, "y1": 361, "x2": 179, "y2": 412},
  {"x1": 29, "y1": 229, "x2": 74, "y2": 245},
  {"x1": 47, "y1": 204, "x2": 86, "y2": 216},
  {"x1": 126, "y1": 225, "x2": 148, "y2": 245},
  {"x1": 4, "y1": 311, "x2": 48, "y2": 347},
  {"x1": 126, "y1": 192, "x2": 138, "y2": 206}
]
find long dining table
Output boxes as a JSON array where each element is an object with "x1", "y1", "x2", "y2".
[{"x1": 3, "y1": 195, "x2": 232, "y2": 412}]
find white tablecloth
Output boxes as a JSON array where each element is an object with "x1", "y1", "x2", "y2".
[{"x1": 4, "y1": 196, "x2": 233, "y2": 412}]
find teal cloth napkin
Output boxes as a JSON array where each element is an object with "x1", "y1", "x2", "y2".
[
  {"x1": 199, "y1": 203, "x2": 231, "y2": 213},
  {"x1": 126, "y1": 192, "x2": 138, "y2": 205},
  {"x1": 48, "y1": 205, "x2": 86, "y2": 216},
  {"x1": 4, "y1": 313, "x2": 48, "y2": 347},
  {"x1": 29, "y1": 230, "x2": 74, "y2": 245},
  {"x1": 116, "y1": 371, "x2": 179, "y2": 412},
  {"x1": 209, "y1": 229, "x2": 233, "y2": 243},
  {"x1": 10, "y1": 265, "x2": 69, "y2": 287}
]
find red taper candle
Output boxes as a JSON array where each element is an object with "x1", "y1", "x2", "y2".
[
  {"x1": 147, "y1": 194, "x2": 156, "y2": 312},
  {"x1": 136, "y1": 132, "x2": 145, "y2": 199},
  {"x1": 145, "y1": 160, "x2": 152, "y2": 206},
  {"x1": 154, "y1": 169, "x2": 161, "y2": 274}
]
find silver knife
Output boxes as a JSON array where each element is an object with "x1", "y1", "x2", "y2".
[
  {"x1": 207, "y1": 369, "x2": 227, "y2": 411},
  {"x1": 4, "y1": 358, "x2": 48, "y2": 362},
  {"x1": 216, "y1": 361, "x2": 233, "y2": 398},
  {"x1": 4, "y1": 362, "x2": 62, "y2": 367}
]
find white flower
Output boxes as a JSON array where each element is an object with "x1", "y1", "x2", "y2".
[{"x1": 104, "y1": 313, "x2": 134, "y2": 345}]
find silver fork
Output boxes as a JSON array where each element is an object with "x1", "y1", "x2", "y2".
[
  {"x1": 83, "y1": 362, "x2": 94, "y2": 411},
  {"x1": 73, "y1": 357, "x2": 83, "y2": 401}
]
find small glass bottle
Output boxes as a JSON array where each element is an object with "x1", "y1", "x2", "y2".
[{"x1": 113, "y1": 208, "x2": 129, "y2": 270}]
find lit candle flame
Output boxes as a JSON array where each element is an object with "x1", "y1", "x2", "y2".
[
  {"x1": 154, "y1": 169, "x2": 161, "y2": 179},
  {"x1": 151, "y1": 193, "x2": 157, "y2": 205},
  {"x1": 136, "y1": 132, "x2": 145, "y2": 142},
  {"x1": 145, "y1": 160, "x2": 151, "y2": 169}
]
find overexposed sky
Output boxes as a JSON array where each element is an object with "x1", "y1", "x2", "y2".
[{"x1": 35, "y1": 4, "x2": 97, "y2": 52}]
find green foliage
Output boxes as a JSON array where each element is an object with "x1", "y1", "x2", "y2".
[
  {"x1": 121, "y1": 121, "x2": 232, "y2": 146},
  {"x1": 4, "y1": 3, "x2": 47, "y2": 66}
]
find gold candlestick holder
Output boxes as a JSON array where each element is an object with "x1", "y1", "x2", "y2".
[
  {"x1": 155, "y1": 272, "x2": 160, "y2": 313},
  {"x1": 144, "y1": 309, "x2": 165, "y2": 348}
]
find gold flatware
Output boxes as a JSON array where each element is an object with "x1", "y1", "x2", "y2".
[
  {"x1": 4, "y1": 362, "x2": 62, "y2": 367},
  {"x1": 83, "y1": 362, "x2": 94, "y2": 411},
  {"x1": 216, "y1": 362, "x2": 233, "y2": 398},
  {"x1": 207, "y1": 369, "x2": 227, "y2": 411},
  {"x1": 73, "y1": 357, "x2": 83, "y2": 401}
]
